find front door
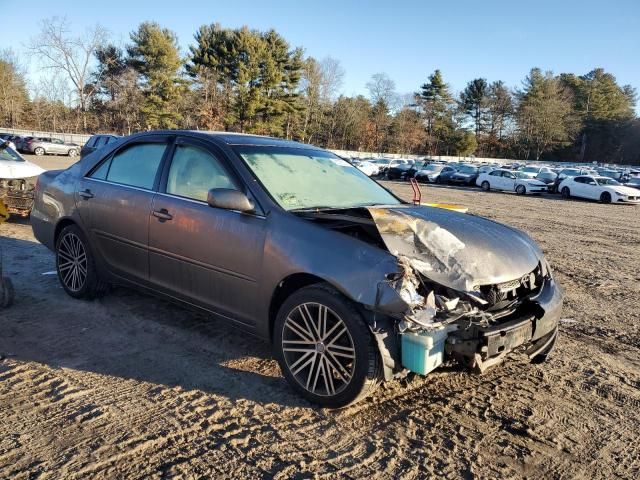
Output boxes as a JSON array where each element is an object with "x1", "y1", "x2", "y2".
[
  {"x1": 76, "y1": 138, "x2": 169, "y2": 283},
  {"x1": 148, "y1": 137, "x2": 266, "y2": 326},
  {"x1": 502, "y1": 171, "x2": 516, "y2": 191}
]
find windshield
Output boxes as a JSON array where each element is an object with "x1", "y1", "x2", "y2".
[
  {"x1": 458, "y1": 165, "x2": 478, "y2": 174},
  {"x1": 596, "y1": 177, "x2": 620, "y2": 186},
  {"x1": 521, "y1": 166, "x2": 539, "y2": 173},
  {"x1": 0, "y1": 144, "x2": 25, "y2": 162},
  {"x1": 421, "y1": 164, "x2": 442, "y2": 172},
  {"x1": 236, "y1": 146, "x2": 400, "y2": 210},
  {"x1": 628, "y1": 177, "x2": 640, "y2": 185}
]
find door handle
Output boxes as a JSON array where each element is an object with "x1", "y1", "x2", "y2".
[
  {"x1": 79, "y1": 189, "x2": 94, "y2": 199},
  {"x1": 152, "y1": 209, "x2": 173, "y2": 221}
]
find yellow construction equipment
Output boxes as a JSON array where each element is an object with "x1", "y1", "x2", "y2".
[{"x1": 0, "y1": 199, "x2": 14, "y2": 308}]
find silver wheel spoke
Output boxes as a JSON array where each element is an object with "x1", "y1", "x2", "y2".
[
  {"x1": 327, "y1": 345, "x2": 355, "y2": 358},
  {"x1": 323, "y1": 357, "x2": 336, "y2": 395},
  {"x1": 325, "y1": 326, "x2": 348, "y2": 347},
  {"x1": 285, "y1": 317, "x2": 315, "y2": 342},
  {"x1": 325, "y1": 351, "x2": 351, "y2": 382},
  {"x1": 309, "y1": 353, "x2": 321, "y2": 392},
  {"x1": 299, "y1": 305, "x2": 321, "y2": 340},
  {"x1": 290, "y1": 351, "x2": 314, "y2": 374}
]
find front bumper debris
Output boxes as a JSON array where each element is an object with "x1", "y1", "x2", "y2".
[{"x1": 444, "y1": 277, "x2": 562, "y2": 372}]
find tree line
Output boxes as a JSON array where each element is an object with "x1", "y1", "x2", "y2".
[{"x1": 0, "y1": 17, "x2": 638, "y2": 164}]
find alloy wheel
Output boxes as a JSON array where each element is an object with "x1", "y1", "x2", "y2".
[
  {"x1": 282, "y1": 302, "x2": 356, "y2": 397},
  {"x1": 57, "y1": 232, "x2": 88, "y2": 292}
]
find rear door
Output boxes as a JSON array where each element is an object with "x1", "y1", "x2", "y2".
[
  {"x1": 76, "y1": 136, "x2": 170, "y2": 283},
  {"x1": 148, "y1": 136, "x2": 267, "y2": 326}
]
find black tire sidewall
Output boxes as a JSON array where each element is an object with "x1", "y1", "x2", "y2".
[
  {"x1": 55, "y1": 225, "x2": 101, "y2": 299},
  {"x1": 481, "y1": 181, "x2": 490, "y2": 191},
  {"x1": 516, "y1": 185, "x2": 526, "y2": 195},
  {"x1": 562, "y1": 187, "x2": 570, "y2": 198},
  {"x1": 273, "y1": 285, "x2": 378, "y2": 408},
  {"x1": 601, "y1": 192, "x2": 611, "y2": 203}
]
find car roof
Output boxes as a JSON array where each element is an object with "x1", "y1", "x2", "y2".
[{"x1": 124, "y1": 130, "x2": 323, "y2": 150}]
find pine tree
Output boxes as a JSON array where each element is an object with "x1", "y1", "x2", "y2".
[
  {"x1": 128, "y1": 22, "x2": 185, "y2": 129},
  {"x1": 417, "y1": 70, "x2": 456, "y2": 155}
]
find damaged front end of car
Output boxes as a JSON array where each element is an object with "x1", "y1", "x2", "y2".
[
  {"x1": 0, "y1": 142, "x2": 44, "y2": 217},
  {"x1": 367, "y1": 206, "x2": 562, "y2": 380},
  {"x1": 0, "y1": 177, "x2": 38, "y2": 217},
  {"x1": 295, "y1": 204, "x2": 562, "y2": 381}
]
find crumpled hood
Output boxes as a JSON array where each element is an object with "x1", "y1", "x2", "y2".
[
  {"x1": 367, "y1": 205, "x2": 542, "y2": 292},
  {"x1": 0, "y1": 160, "x2": 45, "y2": 179}
]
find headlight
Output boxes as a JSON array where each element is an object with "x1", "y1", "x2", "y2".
[{"x1": 615, "y1": 192, "x2": 625, "y2": 197}]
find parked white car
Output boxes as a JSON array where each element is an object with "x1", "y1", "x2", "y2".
[
  {"x1": 476, "y1": 169, "x2": 548, "y2": 194},
  {"x1": 353, "y1": 160, "x2": 380, "y2": 176},
  {"x1": 558, "y1": 175, "x2": 640, "y2": 204},
  {"x1": 517, "y1": 166, "x2": 553, "y2": 179}
]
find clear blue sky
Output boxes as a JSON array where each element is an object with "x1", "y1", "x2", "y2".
[{"x1": 1, "y1": 0, "x2": 639, "y2": 105}]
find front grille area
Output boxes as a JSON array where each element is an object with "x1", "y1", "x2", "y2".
[
  {"x1": 480, "y1": 264, "x2": 543, "y2": 310},
  {"x1": 1, "y1": 189, "x2": 35, "y2": 215}
]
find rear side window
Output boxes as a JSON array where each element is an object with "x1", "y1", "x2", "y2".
[
  {"x1": 86, "y1": 136, "x2": 98, "y2": 148},
  {"x1": 90, "y1": 143, "x2": 166, "y2": 190}
]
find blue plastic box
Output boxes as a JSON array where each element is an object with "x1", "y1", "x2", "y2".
[{"x1": 401, "y1": 329, "x2": 448, "y2": 375}]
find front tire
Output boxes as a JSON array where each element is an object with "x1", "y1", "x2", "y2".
[
  {"x1": 516, "y1": 184, "x2": 526, "y2": 195},
  {"x1": 561, "y1": 187, "x2": 571, "y2": 198},
  {"x1": 481, "y1": 181, "x2": 490, "y2": 191},
  {"x1": 274, "y1": 284, "x2": 382, "y2": 408},
  {"x1": 68, "y1": 148, "x2": 78, "y2": 157},
  {"x1": 56, "y1": 225, "x2": 108, "y2": 299},
  {"x1": 600, "y1": 192, "x2": 612, "y2": 204}
]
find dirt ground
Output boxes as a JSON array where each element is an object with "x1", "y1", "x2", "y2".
[{"x1": 1, "y1": 155, "x2": 639, "y2": 479}]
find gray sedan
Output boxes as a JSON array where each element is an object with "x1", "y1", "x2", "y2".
[
  {"x1": 22, "y1": 137, "x2": 80, "y2": 157},
  {"x1": 31, "y1": 131, "x2": 562, "y2": 407}
]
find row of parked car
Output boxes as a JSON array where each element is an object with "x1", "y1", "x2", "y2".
[
  {"x1": 349, "y1": 157, "x2": 640, "y2": 205},
  {"x1": 0, "y1": 133, "x2": 123, "y2": 159}
]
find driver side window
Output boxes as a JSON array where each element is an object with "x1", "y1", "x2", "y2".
[{"x1": 166, "y1": 144, "x2": 236, "y2": 202}]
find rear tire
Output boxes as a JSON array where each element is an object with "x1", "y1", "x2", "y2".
[
  {"x1": 481, "y1": 181, "x2": 490, "y2": 191},
  {"x1": 55, "y1": 225, "x2": 108, "y2": 299},
  {"x1": 68, "y1": 148, "x2": 78, "y2": 157},
  {"x1": 34, "y1": 147, "x2": 45, "y2": 156},
  {"x1": 561, "y1": 187, "x2": 571, "y2": 198},
  {"x1": 273, "y1": 283, "x2": 382, "y2": 408}
]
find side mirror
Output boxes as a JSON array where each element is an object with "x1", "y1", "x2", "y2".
[{"x1": 207, "y1": 188, "x2": 255, "y2": 213}]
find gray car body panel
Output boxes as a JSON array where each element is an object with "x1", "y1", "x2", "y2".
[{"x1": 31, "y1": 130, "x2": 561, "y2": 361}]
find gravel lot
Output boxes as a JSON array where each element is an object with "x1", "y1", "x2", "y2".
[{"x1": 1, "y1": 155, "x2": 639, "y2": 479}]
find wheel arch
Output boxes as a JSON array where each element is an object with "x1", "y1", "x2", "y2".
[
  {"x1": 268, "y1": 272, "x2": 327, "y2": 341},
  {"x1": 54, "y1": 217, "x2": 77, "y2": 246}
]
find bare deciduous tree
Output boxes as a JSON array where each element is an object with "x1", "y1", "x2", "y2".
[
  {"x1": 366, "y1": 72, "x2": 398, "y2": 110},
  {"x1": 29, "y1": 16, "x2": 107, "y2": 130}
]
